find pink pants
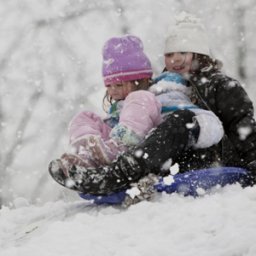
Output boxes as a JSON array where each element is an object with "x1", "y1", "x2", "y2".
[{"x1": 68, "y1": 111, "x2": 127, "y2": 166}]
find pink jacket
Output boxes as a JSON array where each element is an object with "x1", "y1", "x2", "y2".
[{"x1": 69, "y1": 90, "x2": 162, "y2": 147}]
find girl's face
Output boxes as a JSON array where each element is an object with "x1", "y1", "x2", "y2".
[
  {"x1": 107, "y1": 81, "x2": 134, "y2": 100},
  {"x1": 165, "y1": 52, "x2": 193, "y2": 75}
]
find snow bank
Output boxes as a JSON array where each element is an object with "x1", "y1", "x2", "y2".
[{"x1": 1, "y1": 184, "x2": 256, "y2": 256}]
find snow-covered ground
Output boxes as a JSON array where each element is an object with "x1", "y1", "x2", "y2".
[{"x1": 1, "y1": 184, "x2": 256, "y2": 256}]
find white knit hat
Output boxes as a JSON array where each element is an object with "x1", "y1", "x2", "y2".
[{"x1": 164, "y1": 12, "x2": 210, "y2": 56}]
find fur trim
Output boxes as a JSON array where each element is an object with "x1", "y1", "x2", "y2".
[{"x1": 149, "y1": 80, "x2": 192, "y2": 96}]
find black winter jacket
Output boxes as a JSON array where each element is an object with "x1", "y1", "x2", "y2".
[
  {"x1": 176, "y1": 68, "x2": 256, "y2": 173},
  {"x1": 66, "y1": 69, "x2": 256, "y2": 195}
]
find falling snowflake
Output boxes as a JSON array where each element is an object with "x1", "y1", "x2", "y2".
[
  {"x1": 163, "y1": 175, "x2": 174, "y2": 185},
  {"x1": 134, "y1": 149, "x2": 143, "y2": 158},
  {"x1": 126, "y1": 187, "x2": 141, "y2": 199},
  {"x1": 170, "y1": 163, "x2": 180, "y2": 175},
  {"x1": 238, "y1": 126, "x2": 252, "y2": 140}
]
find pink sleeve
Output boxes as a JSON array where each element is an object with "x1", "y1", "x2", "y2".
[
  {"x1": 68, "y1": 111, "x2": 112, "y2": 145},
  {"x1": 119, "y1": 91, "x2": 162, "y2": 138}
]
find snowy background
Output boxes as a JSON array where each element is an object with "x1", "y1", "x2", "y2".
[{"x1": 1, "y1": 0, "x2": 256, "y2": 255}]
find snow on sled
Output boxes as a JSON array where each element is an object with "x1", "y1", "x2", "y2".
[{"x1": 79, "y1": 167, "x2": 248, "y2": 205}]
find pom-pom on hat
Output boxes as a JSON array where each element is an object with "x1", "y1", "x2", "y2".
[
  {"x1": 164, "y1": 12, "x2": 210, "y2": 56},
  {"x1": 102, "y1": 35, "x2": 153, "y2": 86}
]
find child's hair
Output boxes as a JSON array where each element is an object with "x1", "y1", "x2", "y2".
[
  {"x1": 191, "y1": 54, "x2": 222, "y2": 73},
  {"x1": 102, "y1": 78, "x2": 152, "y2": 112}
]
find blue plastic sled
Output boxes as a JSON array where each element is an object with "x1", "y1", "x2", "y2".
[{"x1": 79, "y1": 167, "x2": 248, "y2": 205}]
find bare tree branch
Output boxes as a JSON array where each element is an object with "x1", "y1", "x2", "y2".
[
  {"x1": 235, "y1": 7, "x2": 247, "y2": 83},
  {"x1": 35, "y1": 5, "x2": 110, "y2": 28},
  {"x1": 1, "y1": 88, "x2": 43, "y2": 174},
  {"x1": 112, "y1": 0, "x2": 130, "y2": 34}
]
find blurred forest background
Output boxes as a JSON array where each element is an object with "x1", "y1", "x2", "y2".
[{"x1": 0, "y1": 0, "x2": 256, "y2": 206}]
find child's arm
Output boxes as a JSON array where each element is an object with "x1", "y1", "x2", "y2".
[
  {"x1": 110, "y1": 90, "x2": 162, "y2": 146},
  {"x1": 191, "y1": 109, "x2": 224, "y2": 148}
]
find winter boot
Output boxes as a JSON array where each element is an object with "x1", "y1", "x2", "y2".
[
  {"x1": 48, "y1": 150, "x2": 148, "y2": 194},
  {"x1": 49, "y1": 153, "x2": 94, "y2": 191}
]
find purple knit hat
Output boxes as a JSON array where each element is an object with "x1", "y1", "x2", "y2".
[{"x1": 102, "y1": 35, "x2": 153, "y2": 86}]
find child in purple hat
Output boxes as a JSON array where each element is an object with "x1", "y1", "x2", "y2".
[{"x1": 60, "y1": 35, "x2": 162, "y2": 170}]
